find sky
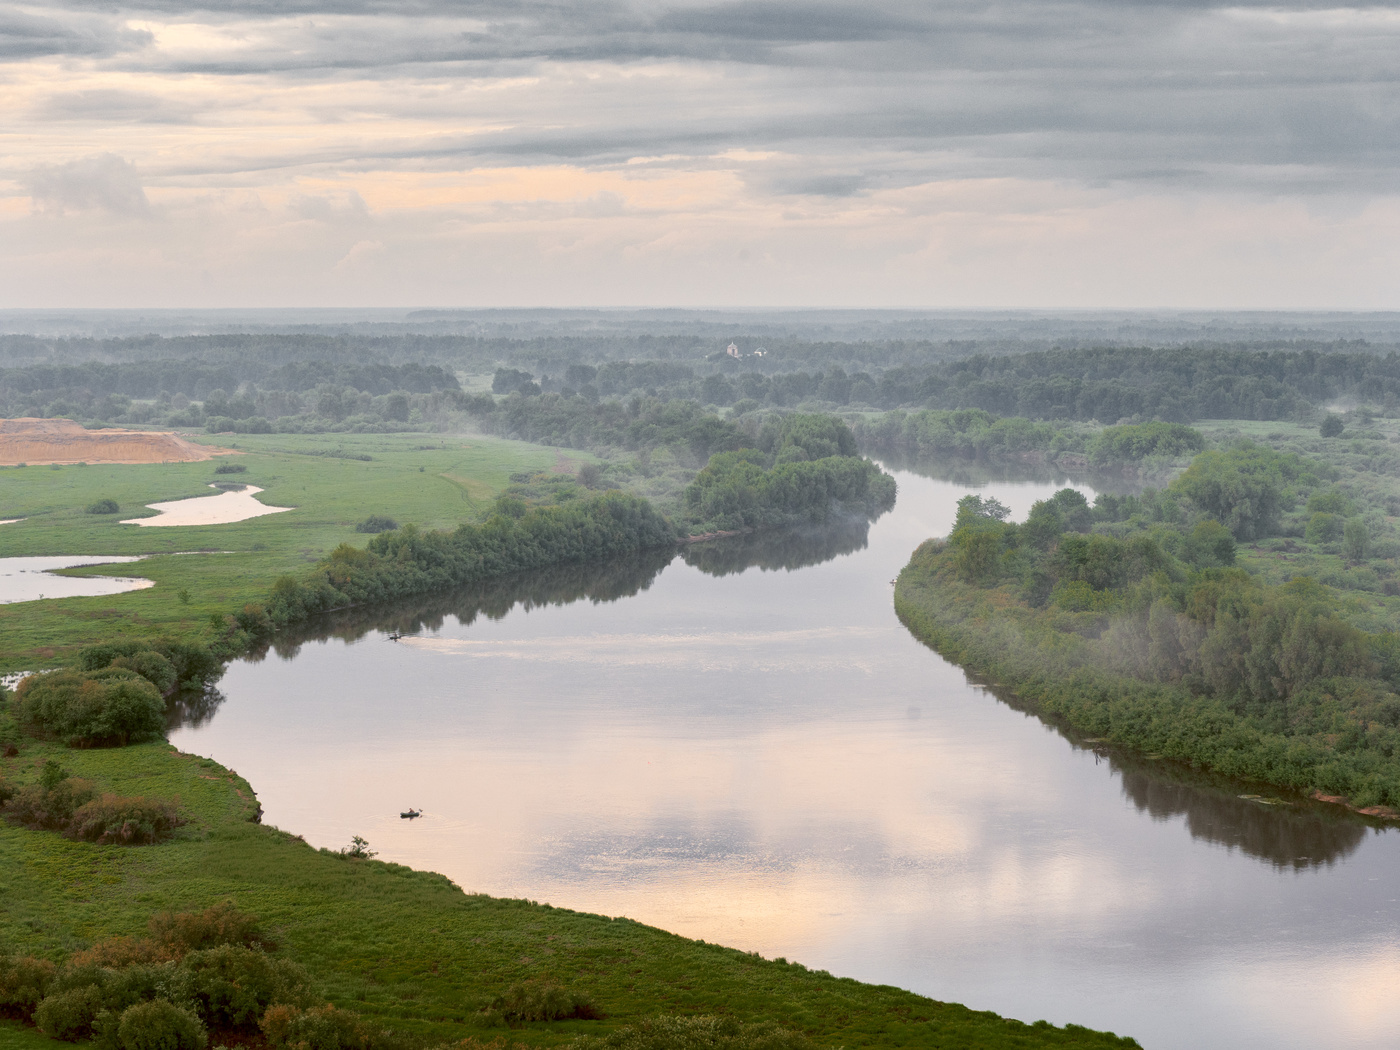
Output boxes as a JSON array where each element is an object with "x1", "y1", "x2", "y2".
[{"x1": 2, "y1": 0, "x2": 1398, "y2": 309}]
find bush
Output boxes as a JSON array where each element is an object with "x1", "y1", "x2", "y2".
[
  {"x1": 13, "y1": 670, "x2": 166, "y2": 746},
  {"x1": 1305, "y1": 512, "x2": 1343, "y2": 544},
  {"x1": 180, "y1": 945, "x2": 312, "y2": 1026},
  {"x1": 116, "y1": 1000, "x2": 207, "y2": 1050},
  {"x1": 354, "y1": 516, "x2": 398, "y2": 534},
  {"x1": 150, "y1": 902, "x2": 277, "y2": 956},
  {"x1": 261, "y1": 1004, "x2": 398, "y2": 1050},
  {"x1": 0, "y1": 954, "x2": 57, "y2": 1018},
  {"x1": 78, "y1": 640, "x2": 222, "y2": 691},
  {"x1": 35, "y1": 985, "x2": 106, "y2": 1041},
  {"x1": 87, "y1": 499, "x2": 120, "y2": 514},
  {"x1": 213, "y1": 463, "x2": 247, "y2": 474},
  {"x1": 5, "y1": 777, "x2": 97, "y2": 832},
  {"x1": 68, "y1": 795, "x2": 185, "y2": 844},
  {"x1": 482, "y1": 982, "x2": 603, "y2": 1024},
  {"x1": 568, "y1": 1015, "x2": 818, "y2": 1050},
  {"x1": 1321, "y1": 414, "x2": 1345, "y2": 437},
  {"x1": 108, "y1": 651, "x2": 179, "y2": 695},
  {"x1": 70, "y1": 935, "x2": 166, "y2": 969}
]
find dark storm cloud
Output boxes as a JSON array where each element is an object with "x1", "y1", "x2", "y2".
[{"x1": 13, "y1": 0, "x2": 1400, "y2": 194}]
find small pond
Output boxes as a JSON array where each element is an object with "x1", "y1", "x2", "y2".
[{"x1": 0, "y1": 555, "x2": 153, "y2": 604}]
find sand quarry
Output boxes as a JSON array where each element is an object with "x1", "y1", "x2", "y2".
[{"x1": 0, "y1": 417, "x2": 233, "y2": 465}]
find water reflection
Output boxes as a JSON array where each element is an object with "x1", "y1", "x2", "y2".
[
  {"x1": 165, "y1": 685, "x2": 227, "y2": 732},
  {"x1": 1111, "y1": 753, "x2": 1367, "y2": 870},
  {"x1": 251, "y1": 546, "x2": 678, "y2": 660},
  {"x1": 239, "y1": 520, "x2": 880, "y2": 663},
  {"x1": 875, "y1": 449, "x2": 1139, "y2": 494},
  {"x1": 964, "y1": 677, "x2": 1372, "y2": 870},
  {"x1": 681, "y1": 518, "x2": 873, "y2": 577}
]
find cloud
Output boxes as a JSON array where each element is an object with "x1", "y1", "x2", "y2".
[
  {"x1": 0, "y1": 6, "x2": 150, "y2": 59},
  {"x1": 32, "y1": 88, "x2": 196, "y2": 123},
  {"x1": 26, "y1": 154, "x2": 151, "y2": 216},
  {"x1": 3, "y1": 0, "x2": 1400, "y2": 305}
]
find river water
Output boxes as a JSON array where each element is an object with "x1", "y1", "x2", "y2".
[{"x1": 170, "y1": 466, "x2": 1400, "y2": 1050}]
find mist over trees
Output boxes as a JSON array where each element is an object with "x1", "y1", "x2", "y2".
[{"x1": 6, "y1": 326, "x2": 1400, "y2": 434}]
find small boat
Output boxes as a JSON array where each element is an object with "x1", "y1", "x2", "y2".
[
  {"x1": 400, "y1": 808, "x2": 422, "y2": 819},
  {"x1": 387, "y1": 632, "x2": 402, "y2": 641}
]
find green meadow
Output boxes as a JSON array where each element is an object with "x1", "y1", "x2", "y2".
[{"x1": 0, "y1": 432, "x2": 590, "y2": 673}]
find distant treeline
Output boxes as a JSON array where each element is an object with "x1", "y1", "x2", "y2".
[
  {"x1": 854, "y1": 410, "x2": 1205, "y2": 468},
  {"x1": 10, "y1": 337, "x2": 1400, "y2": 430}
]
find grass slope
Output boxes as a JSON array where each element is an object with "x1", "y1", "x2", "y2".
[
  {"x1": 0, "y1": 432, "x2": 579, "y2": 673},
  {"x1": 0, "y1": 739, "x2": 1139, "y2": 1050}
]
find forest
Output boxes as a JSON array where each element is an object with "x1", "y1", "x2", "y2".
[{"x1": 8, "y1": 332, "x2": 1400, "y2": 435}]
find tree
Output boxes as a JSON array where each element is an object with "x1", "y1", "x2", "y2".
[
  {"x1": 1320, "y1": 414, "x2": 1345, "y2": 437},
  {"x1": 1343, "y1": 518, "x2": 1370, "y2": 563}
]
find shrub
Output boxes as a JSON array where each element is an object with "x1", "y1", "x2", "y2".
[
  {"x1": 14, "y1": 670, "x2": 166, "y2": 746},
  {"x1": 116, "y1": 1000, "x2": 207, "y2": 1050},
  {"x1": 4, "y1": 765, "x2": 181, "y2": 845},
  {"x1": 150, "y1": 903, "x2": 277, "y2": 956},
  {"x1": 482, "y1": 982, "x2": 602, "y2": 1024},
  {"x1": 179, "y1": 945, "x2": 312, "y2": 1026},
  {"x1": 5, "y1": 777, "x2": 97, "y2": 831},
  {"x1": 568, "y1": 1015, "x2": 817, "y2": 1050},
  {"x1": 0, "y1": 954, "x2": 57, "y2": 1018},
  {"x1": 87, "y1": 499, "x2": 120, "y2": 514},
  {"x1": 35, "y1": 985, "x2": 106, "y2": 1041},
  {"x1": 261, "y1": 1004, "x2": 398, "y2": 1050},
  {"x1": 354, "y1": 516, "x2": 398, "y2": 534},
  {"x1": 108, "y1": 651, "x2": 179, "y2": 695},
  {"x1": 213, "y1": 463, "x2": 247, "y2": 474},
  {"x1": 1321, "y1": 414, "x2": 1345, "y2": 437},
  {"x1": 78, "y1": 640, "x2": 223, "y2": 691},
  {"x1": 68, "y1": 795, "x2": 185, "y2": 844},
  {"x1": 1305, "y1": 512, "x2": 1343, "y2": 544}
]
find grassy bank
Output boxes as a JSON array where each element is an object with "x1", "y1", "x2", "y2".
[
  {"x1": 0, "y1": 432, "x2": 574, "y2": 673},
  {"x1": 0, "y1": 735, "x2": 1139, "y2": 1050}
]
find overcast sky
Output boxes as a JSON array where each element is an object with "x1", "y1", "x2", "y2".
[{"x1": 2, "y1": 0, "x2": 1398, "y2": 308}]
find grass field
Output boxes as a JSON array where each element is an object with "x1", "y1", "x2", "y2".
[
  {"x1": 0, "y1": 431, "x2": 592, "y2": 673},
  {"x1": 0, "y1": 733, "x2": 1139, "y2": 1050}
]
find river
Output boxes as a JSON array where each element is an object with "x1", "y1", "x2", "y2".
[{"x1": 169, "y1": 465, "x2": 1400, "y2": 1050}]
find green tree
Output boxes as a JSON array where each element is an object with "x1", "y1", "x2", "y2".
[{"x1": 1343, "y1": 518, "x2": 1370, "y2": 563}]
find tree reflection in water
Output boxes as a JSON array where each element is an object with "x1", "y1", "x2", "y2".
[
  {"x1": 165, "y1": 684, "x2": 227, "y2": 731},
  {"x1": 967, "y1": 675, "x2": 1371, "y2": 869},
  {"x1": 1110, "y1": 750, "x2": 1368, "y2": 870},
  {"x1": 872, "y1": 449, "x2": 1138, "y2": 494}
]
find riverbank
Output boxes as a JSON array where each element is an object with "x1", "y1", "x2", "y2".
[
  {"x1": 0, "y1": 729, "x2": 1141, "y2": 1050},
  {"x1": 0, "y1": 432, "x2": 570, "y2": 674},
  {"x1": 893, "y1": 542, "x2": 1400, "y2": 822}
]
